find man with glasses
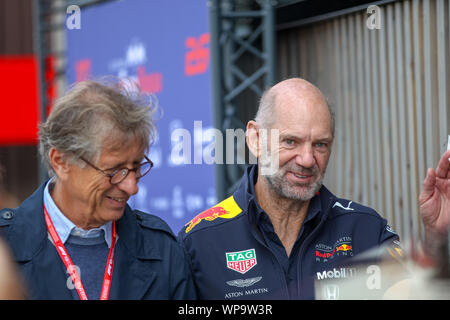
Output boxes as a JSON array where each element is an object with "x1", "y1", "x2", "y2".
[{"x1": 0, "y1": 80, "x2": 196, "y2": 300}]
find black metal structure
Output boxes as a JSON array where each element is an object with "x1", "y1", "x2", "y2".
[{"x1": 209, "y1": 0, "x2": 277, "y2": 200}]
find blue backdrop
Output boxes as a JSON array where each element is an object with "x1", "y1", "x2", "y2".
[{"x1": 66, "y1": 0, "x2": 216, "y2": 234}]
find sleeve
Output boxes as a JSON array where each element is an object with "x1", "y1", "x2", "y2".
[
  {"x1": 169, "y1": 239, "x2": 197, "y2": 300},
  {"x1": 134, "y1": 210, "x2": 197, "y2": 300},
  {"x1": 379, "y1": 223, "x2": 400, "y2": 246},
  {"x1": 377, "y1": 221, "x2": 406, "y2": 264}
]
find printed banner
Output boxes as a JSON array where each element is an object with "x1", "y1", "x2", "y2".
[{"x1": 66, "y1": 0, "x2": 215, "y2": 234}]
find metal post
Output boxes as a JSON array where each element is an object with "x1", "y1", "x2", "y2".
[
  {"x1": 263, "y1": 0, "x2": 276, "y2": 86},
  {"x1": 210, "y1": 0, "x2": 276, "y2": 200}
]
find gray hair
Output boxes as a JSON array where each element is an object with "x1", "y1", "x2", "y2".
[
  {"x1": 38, "y1": 79, "x2": 158, "y2": 177},
  {"x1": 254, "y1": 85, "x2": 336, "y2": 138},
  {"x1": 254, "y1": 87, "x2": 277, "y2": 129}
]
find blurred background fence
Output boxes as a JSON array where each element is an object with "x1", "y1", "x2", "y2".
[{"x1": 277, "y1": 0, "x2": 450, "y2": 241}]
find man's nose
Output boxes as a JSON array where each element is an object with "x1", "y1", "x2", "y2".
[
  {"x1": 295, "y1": 144, "x2": 315, "y2": 168},
  {"x1": 117, "y1": 171, "x2": 139, "y2": 196}
]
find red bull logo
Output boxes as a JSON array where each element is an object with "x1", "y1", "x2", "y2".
[
  {"x1": 185, "y1": 196, "x2": 242, "y2": 233},
  {"x1": 185, "y1": 206, "x2": 228, "y2": 233},
  {"x1": 336, "y1": 244, "x2": 352, "y2": 252}
]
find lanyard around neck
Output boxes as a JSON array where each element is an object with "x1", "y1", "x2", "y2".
[{"x1": 43, "y1": 204, "x2": 117, "y2": 300}]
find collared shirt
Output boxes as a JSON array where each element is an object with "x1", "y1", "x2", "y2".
[{"x1": 43, "y1": 178, "x2": 113, "y2": 248}]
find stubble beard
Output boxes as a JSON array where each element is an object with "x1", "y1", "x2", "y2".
[{"x1": 264, "y1": 163, "x2": 325, "y2": 201}]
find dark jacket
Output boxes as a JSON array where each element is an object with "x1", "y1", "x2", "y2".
[
  {"x1": 178, "y1": 165, "x2": 399, "y2": 299},
  {"x1": 0, "y1": 182, "x2": 196, "y2": 300}
]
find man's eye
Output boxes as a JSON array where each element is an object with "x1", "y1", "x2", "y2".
[
  {"x1": 106, "y1": 168, "x2": 120, "y2": 176},
  {"x1": 315, "y1": 142, "x2": 328, "y2": 149},
  {"x1": 281, "y1": 139, "x2": 297, "y2": 149}
]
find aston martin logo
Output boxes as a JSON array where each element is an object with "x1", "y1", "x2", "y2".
[{"x1": 226, "y1": 277, "x2": 262, "y2": 288}]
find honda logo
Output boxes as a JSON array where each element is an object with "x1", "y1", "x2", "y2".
[{"x1": 323, "y1": 284, "x2": 340, "y2": 300}]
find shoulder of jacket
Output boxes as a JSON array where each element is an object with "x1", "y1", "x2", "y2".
[
  {"x1": 328, "y1": 198, "x2": 384, "y2": 220},
  {"x1": 0, "y1": 208, "x2": 16, "y2": 227},
  {"x1": 180, "y1": 195, "x2": 244, "y2": 238},
  {"x1": 133, "y1": 210, "x2": 176, "y2": 240},
  {"x1": 0, "y1": 208, "x2": 17, "y2": 240}
]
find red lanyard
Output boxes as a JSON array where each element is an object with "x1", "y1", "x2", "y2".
[{"x1": 43, "y1": 204, "x2": 117, "y2": 300}]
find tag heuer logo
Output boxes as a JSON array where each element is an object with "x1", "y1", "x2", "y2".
[{"x1": 226, "y1": 249, "x2": 257, "y2": 274}]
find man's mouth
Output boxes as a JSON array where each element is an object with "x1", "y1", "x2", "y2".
[
  {"x1": 286, "y1": 170, "x2": 319, "y2": 185},
  {"x1": 293, "y1": 173, "x2": 313, "y2": 179},
  {"x1": 106, "y1": 196, "x2": 127, "y2": 203}
]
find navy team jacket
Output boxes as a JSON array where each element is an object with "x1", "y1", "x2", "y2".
[{"x1": 178, "y1": 165, "x2": 399, "y2": 300}]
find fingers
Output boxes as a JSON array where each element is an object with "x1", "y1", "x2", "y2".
[
  {"x1": 435, "y1": 150, "x2": 450, "y2": 179},
  {"x1": 420, "y1": 168, "x2": 436, "y2": 203}
]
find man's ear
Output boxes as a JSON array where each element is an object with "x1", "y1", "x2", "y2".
[
  {"x1": 246, "y1": 120, "x2": 260, "y2": 159},
  {"x1": 49, "y1": 147, "x2": 71, "y2": 180}
]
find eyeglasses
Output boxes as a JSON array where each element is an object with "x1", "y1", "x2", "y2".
[{"x1": 80, "y1": 155, "x2": 153, "y2": 185}]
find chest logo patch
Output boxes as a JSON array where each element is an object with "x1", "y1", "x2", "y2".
[{"x1": 226, "y1": 249, "x2": 257, "y2": 274}]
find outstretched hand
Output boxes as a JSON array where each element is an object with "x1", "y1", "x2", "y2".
[{"x1": 419, "y1": 150, "x2": 450, "y2": 235}]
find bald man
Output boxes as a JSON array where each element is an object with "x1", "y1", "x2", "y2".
[{"x1": 178, "y1": 78, "x2": 450, "y2": 300}]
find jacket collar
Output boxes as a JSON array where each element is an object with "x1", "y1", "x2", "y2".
[
  {"x1": 232, "y1": 165, "x2": 258, "y2": 213},
  {"x1": 43, "y1": 179, "x2": 113, "y2": 247}
]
